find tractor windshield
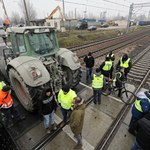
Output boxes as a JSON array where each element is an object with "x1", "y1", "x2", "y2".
[{"x1": 28, "y1": 32, "x2": 57, "y2": 55}]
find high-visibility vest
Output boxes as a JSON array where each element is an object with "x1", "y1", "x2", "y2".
[
  {"x1": 92, "y1": 74, "x2": 104, "y2": 88},
  {"x1": 58, "y1": 89, "x2": 77, "y2": 109},
  {"x1": 134, "y1": 98, "x2": 150, "y2": 112},
  {"x1": 0, "y1": 81, "x2": 11, "y2": 93},
  {"x1": 102, "y1": 61, "x2": 112, "y2": 71},
  {"x1": 0, "y1": 91, "x2": 13, "y2": 109},
  {"x1": 0, "y1": 81, "x2": 6, "y2": 91},
  {"x1": 120, "y1": 58, "x2": 130, "y2": 68}
]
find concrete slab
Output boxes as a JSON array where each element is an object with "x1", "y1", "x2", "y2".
[
  {"x1": 16, "y1": 122, "x2": 46, "y2": 150},
  {"x1": 107, "y1": 123, "x2": 135, "y2": 150},
  {"x1": 43, "y1": 131, "x2": 79, "y2": 150}
]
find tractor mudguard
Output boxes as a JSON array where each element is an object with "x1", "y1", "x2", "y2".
[
  {"x1": 7, "y1": 56, "x2": 50, "y2": 87},
  {"x1": 56, "y1": 48, "x2": 81, "y2": 70}
]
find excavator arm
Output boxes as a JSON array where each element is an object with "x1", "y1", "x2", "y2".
[{"x1": 48, "y1": 6, "x2": 65, "y2": 21}]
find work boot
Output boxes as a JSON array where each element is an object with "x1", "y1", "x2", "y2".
[
  {"x1": 74, "y1": 144, "x2": 82, "y2": 149},
  {"x1": 51, "y1": 124, "x2": 57, "y2": 131},
  {"x1": 46, "y1": 128, "x2": 51, "y2": 134}
]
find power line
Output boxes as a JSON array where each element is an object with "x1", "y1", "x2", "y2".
[
  {"x1": 102, "y1": 0, "x2": 129, "y2": 7},
  {"x1": 58, "y1": 0, "x2": 127, "y2": 12}
]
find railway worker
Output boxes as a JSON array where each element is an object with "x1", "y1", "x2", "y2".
[
  {"x1": 99, "y1": 56, "x2": 113, "y2": 79},
  {"x1": 70, "y1": 96, "x2": 85, "y2": 149},
  {"x1": 0, "y1": 80, "x2": 6, "y2": 91},
  {"x1": 0, "y1": 80, "x2": 11, "y2": 94},
  {"x1": 106, "y1": 51, "x2": 115, "y2": 63},
  {"x1": 39, "y1": 87, "x2": 57, "y2": 134},
  {"x1": 116, "y1": 53, "x2": 131, "y2": 79},
  {"x1": 84, "y1": 52, "x2": 95, "y2": 81},
  {"x1": 128, "y1": 89, "x2": 150, "y2": 136},
  {"x1": 92, "y1": 68, "x2": 105, "y2": 105},
  {"x1": 131, "y1": 112, "x2": 150, "y2": 150},
  {"x1": 0, "y1": 85, "x2": 25, "y2": 128},
  {"x1": 113, "y1": 67, "x2": 126, "y2": 97},
  {"x1": 58, "y1": 84, "x2": 77, "y2": 127}
]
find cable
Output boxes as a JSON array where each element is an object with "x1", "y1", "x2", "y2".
[{"x1": 60, "y1": 1, "x2": 128, "y2": 12}]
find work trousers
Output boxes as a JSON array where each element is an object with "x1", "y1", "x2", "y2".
[
  {"x1": 131, "y1": 140, "x2": 143, "y2": 150},
  {"x1": 93, "y1": 88, "x2": 102, "y2": 104},
  {"x1": 61, "y1": 107, "x2": 72, "y2": 123},
  {"x1": 74, "y1": 133, "x2": 82, "y2": 145},
  {"x1": 128, "y1": 116, "x2": 139, "y2": 135},
  {"x1": 86, "y1": 67, "x2": 93, "y2": 80},
  {"x1": 43, "y1": 110, "x2": 55, "y2": 129}
]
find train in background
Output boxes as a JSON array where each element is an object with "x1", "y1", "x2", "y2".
[{"x1": 138, "y1": 21, "x2": 150, "y2": 26}]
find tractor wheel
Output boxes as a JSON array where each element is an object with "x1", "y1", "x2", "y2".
[
  {"x1": 63, "y1": 66, "x2": 81, "y2": 87},
  {"x1": 9, "y1": 68, "x2": 38, "y2": 112}
]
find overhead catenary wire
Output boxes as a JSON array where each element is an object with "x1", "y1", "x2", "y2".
[{"x1": 56, "y1": 0, "x2": 128, "y2": 12}]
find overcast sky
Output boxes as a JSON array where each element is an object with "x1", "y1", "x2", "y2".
[{"x1": 0, "y1": 0, "x2": 150, "y2": 20}]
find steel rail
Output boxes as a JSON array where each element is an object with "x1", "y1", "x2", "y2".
[
  {"x1": 95, "y1": 48, "x2": 150, "y2": 150},
  {"x1": 31, "y1": 92, "x2": 94, "y2": 150}
]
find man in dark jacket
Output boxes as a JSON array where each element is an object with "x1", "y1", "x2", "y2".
[
  {"x1": 84, "y1": 52, "x2": 95, "y2": 81},
  {"x1": 128, "y1": 90, "x2": 150, "y2": 135},
  {"x1": 39, "y1": 87, "x2": 57, "y2": 134},
  {"x1": 131, "y1": 112, "x2": 150, "y2": 150},
  {"x1": 70, "y1": 96, "x2": 85, "y2": 149}
]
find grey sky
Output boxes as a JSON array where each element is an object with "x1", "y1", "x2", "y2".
[{"x1": 0, "y1": 0, "x2": 150, "y2": 19}]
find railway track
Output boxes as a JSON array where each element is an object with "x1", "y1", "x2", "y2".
[
  {"x1": 24, "y1": 45, "x2": 150, "y2": 150},
  {"x1": 69, "y1": 29, "x2": 150, "y2": 65},
  {"x1": 4, "y1": 30, "x2": 150, "y2": 150},
  {"x1": 95, "y1": 46, "x2": 150, "y2": 150}
]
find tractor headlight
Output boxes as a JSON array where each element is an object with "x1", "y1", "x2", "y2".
[{"x1": 30, "y1": 68, "x2": 42, "y2": 80}]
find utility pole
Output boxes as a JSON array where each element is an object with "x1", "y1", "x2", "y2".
[
  {"x1": 126, "y1": 3, "x2": 133, "y2": 33},
  {"x1": 23, "y1": 0, "x2": 30, "y2": 26},
  {"x1": 1, "y1": 0, "x2": 8, "y2": 17},
  {"x1": 75, "y1": 8, "x2": 76, "y2": 19},
  {"x1": 62, "y1": 0, "x2": 65, "y2": 19}
]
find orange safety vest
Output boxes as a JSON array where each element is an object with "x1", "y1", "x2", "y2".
[{"x1": 0, "y1": 91, "x2": 13, "y2": 109}]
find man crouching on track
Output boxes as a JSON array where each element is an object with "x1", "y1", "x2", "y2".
[
  {"x1": 128, "y1": 88, "x2": 150, "y2": 136},
  {"x1": 39, "y1": 87, "x2": 57, "y2": 134},
  {"x1": 70, "y1": 96, "x2": 85, "y2": 149}
]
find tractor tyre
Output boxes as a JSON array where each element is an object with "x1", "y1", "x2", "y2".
[
  {"x1": 9, "y1": 68, "x2": 39, "y2": 112},
  {"x1": 63, "y1": 66, "x2": 81, "y2": 87}
]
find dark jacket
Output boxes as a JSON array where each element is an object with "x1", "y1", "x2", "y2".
[
  {"x1": 132, "y1": 91, "x2": 150, "y2": 119},
  {"x1": 39, "y1": 89, "x2": 57, "y2": 116},
  {"x1": 84, "y1": 55, "x2": 95, "y2": 68},
  {"x1": 135, "y1": 116, "x2": 150, "y2": 150},
  {"x1": 70, "y1": 103, "x2": 85, "y2": 134}
]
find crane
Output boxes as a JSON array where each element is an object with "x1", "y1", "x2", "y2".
[{"x1": 48, "y1": 6, "x2": 65, "y2": 21}]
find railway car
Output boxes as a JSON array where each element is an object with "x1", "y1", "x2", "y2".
[{"x1": 138, "y1": 21, "x2": 150, "y2": 26}]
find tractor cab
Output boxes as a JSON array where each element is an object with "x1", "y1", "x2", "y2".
[{"x1": 6, "y1": 26, "x2": 59, "y2": 58}]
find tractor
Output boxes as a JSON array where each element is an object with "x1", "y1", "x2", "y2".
[{"x1": 0, "y1": 26, "x2": 81, "y2": 111}]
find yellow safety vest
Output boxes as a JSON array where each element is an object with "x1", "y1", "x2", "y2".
[
  {"x1": 102, "y1": 61, "x2": 112, "y2": 71},
  {"x1": 120, "y1": 58, "x2": 130, "y2": 68},
  {"x1": 58, "y1": 89, "x2": 77, "y2": 109},
  {"x1": 134, "y1": 98, "x2": 150, "y2": 112},
  {"x1": 0, "y1": 81, "x2": 6, "y2": 90},
  {"x1": 92, "y1": 74, "x2": 104, "y2": 88}
]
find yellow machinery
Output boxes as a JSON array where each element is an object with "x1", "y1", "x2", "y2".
[{"x1": 48, "y1": 6, "x2": 65, "y2": 21}]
